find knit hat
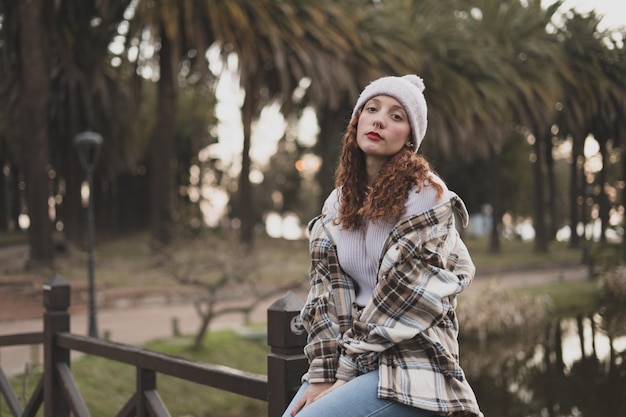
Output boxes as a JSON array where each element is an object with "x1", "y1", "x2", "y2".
[{"x1": 351, "y1": 74, "x2": 428, "y2": 151}]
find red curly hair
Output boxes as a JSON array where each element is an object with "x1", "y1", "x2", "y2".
[{"x1": 334, "y1": 109, "x2": 443, "y2": 230}]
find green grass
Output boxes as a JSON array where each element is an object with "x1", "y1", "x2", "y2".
[
  {"x1": 0, "y1": 231, "x2": 27, "y2": 246},
  {"x1": 466, "y1": 237, "x2": 582, "y2": 272},
  {"x1": 517, "y1": 278, "x2": 603, "y2": 318}
]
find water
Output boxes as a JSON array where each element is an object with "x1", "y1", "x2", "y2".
[{"x1": 464, "y1": 312, "x2": 626, "y2": 417}]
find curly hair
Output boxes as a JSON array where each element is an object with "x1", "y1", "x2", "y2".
[{"x1": 334, "y1": 110, "x2": 443, "y2": 230}]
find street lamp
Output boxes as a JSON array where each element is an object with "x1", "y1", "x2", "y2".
[{"x1": 75, "y1": 130, "x2": 103, "y2": 338}]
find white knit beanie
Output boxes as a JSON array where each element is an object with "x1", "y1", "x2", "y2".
[{"x1": 351, "y1": 74, "x2": 428, "y2": 151}]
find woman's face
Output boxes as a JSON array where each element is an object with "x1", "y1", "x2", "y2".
[{"x1": 356, "y1": 95, "x2": 412, "y2": 162}]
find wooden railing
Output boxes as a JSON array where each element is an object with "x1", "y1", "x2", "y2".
[{"x1": 0, "y1": 274, "x2": 308, "y2": 417}]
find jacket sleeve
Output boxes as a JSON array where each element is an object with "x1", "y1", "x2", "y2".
[
  {"x1": 335, "y1": 210, "x2": 475, "y2": 381},
  {"x1": 300, "y1": 215, "x2": 352, "y2": 383}
]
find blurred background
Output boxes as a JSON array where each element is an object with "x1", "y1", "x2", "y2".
[
  {"x1": 0, "y1": 0, "x2": 625, "y2": 266},
  {"x1": 1, "y1": 2, "x2": 626, "y2": 416}
]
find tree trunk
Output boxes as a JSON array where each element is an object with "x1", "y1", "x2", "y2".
[
  {"x1": 622, "y1": 143, "x2": 626, "y2": 262},
  {"x1": 0, "y1": 138, "x2": 7, "y2": 232},
  {"x1": 10, "y1": 164, "x2": 21, "y2": 232},
  {"x1": 488, "y1": 151, "x2": 502, "y2": 253},
  {"x1": 596, "y1": 137, "x2": 609, "y2": 243},
  {"x1": 59, "y1": 77, "x2": 85, "y2": 245},
  {"x1": 18, "y1": 0, "x2": 54, "y2": 266},
  {"x1": 569, "y1": 134, "x2": 583, "y2": 249},
  {"x1": 238, "y1": 87, "x2": 255, "y2": 250},
  {"x1": 545, "y1": 138, "x2": 557, "y2": 240},
  {"x1": 580, "y1": 153, "x2": 590, "y2": 240},
  {"x1": 316, "y1": 108, "x2": 345, "y2": 209},
  {"x1": 533, "y1": 132, "x2": 548, "y2": 252},
  {"x1": 150, "y1": 22, "x2": 177, "y2": 248}
]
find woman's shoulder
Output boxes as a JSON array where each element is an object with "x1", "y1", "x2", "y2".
[
  {"x1": 322, "y1": 188, "x2": 341, "y2": 216},
  {"x1": 424, "y1": 171, "x2": 448, "y2": 190},
  {"x1": 404, "y1": 172, "x2": 450, "y2": 216}
]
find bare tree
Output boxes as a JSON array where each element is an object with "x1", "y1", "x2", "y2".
[{"x1": 159, "y1": 234, "x2": 303, "y2": 350}]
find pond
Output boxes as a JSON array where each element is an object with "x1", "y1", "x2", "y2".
[{"x1": 463, "y1": 311, "x2": 626, "y2": 417}]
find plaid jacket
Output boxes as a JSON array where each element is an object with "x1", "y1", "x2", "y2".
[{"x1": 301, "y1": 193, "x2": 483, "y2": 417}]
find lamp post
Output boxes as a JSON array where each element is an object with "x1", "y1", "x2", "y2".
[{"x1": 74, "y1": 131, "x2": 102, "y2": 338}]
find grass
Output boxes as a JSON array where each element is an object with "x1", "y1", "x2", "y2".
[
  {"x1": 520, "y1": 278, "x2": 603, "y2": 318},
  {"x1": 465, "y1": 237, "x2": 582, "y2": 272}
]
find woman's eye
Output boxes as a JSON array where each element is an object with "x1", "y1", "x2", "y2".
[
  {"x1": 391, "y1": 114, "x2": 403, "y2": 121},
  {"x1": 366, "y1": 106, "x2": 377, "y2": 112}
]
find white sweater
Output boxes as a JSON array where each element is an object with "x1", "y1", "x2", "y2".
[{"x1": 323, "y1": 174, "x2": 449, "y2": 306}]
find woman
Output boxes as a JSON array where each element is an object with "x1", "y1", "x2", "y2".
[{"x1": 284, "y1": 75, "x2": 482, "y2": 417}]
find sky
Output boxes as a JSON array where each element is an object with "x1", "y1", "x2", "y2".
[{"x1": 556, "y1": 0, "x2": 626, "y2": 30}]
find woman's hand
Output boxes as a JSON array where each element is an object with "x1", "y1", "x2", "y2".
[
  {"x1": 313, "y1": 379, "x2": 346, "y2": 401},
  {"x1": 289, "y1": 382, "x2": 334, "y2": 416}
]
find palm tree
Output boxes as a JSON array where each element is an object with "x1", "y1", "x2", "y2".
[
  {"x1": 504, "y1": 0, "x2": 566, "y2": 253},
  {"x1": 199, "y1": 0, "x2": 365, "y2": 249},
  {"x1": 587, "y1": 33, "x2": 626, "y2": 244},
  {"x1": 557, "y1": 12, "x2": 609, "y2": 248},
  {"x1": 313, "y1": 0, "x2": 506, "y2": 206},
  {"x1": 1, "y1": 0, "x2": 136, "y2": 265},
  {"x1": 127, "y1": 0, "x2": 365, "y2": 249},
  {"x1": 438, "y1": 0, "x2": 565, "y2": 253},
  {"x1": 313, "y1": 0, "x2": 421, "y2": 204},
  {"x1": 47, "y1": 0, "x2": 136, "y2": 244},
  {"x1": 150, "y1": 18, "x2": 178, "y2": 247},
  {"x1": 15, "y1": 0, "x2": 54, "y2": 266},
  {"x1": 409, "y1": 0, "x2": 512, "y2": 160}
]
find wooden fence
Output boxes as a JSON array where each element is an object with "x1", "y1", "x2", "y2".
[{"x1": 0, "y1": 274, "x2": 308, "y2": 417}]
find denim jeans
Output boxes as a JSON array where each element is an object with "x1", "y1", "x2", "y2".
[{"x1": 281, "y1": 370, "x2": 436, "y2": 417}]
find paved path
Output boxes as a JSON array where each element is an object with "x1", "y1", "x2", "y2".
[{"x1": 0, "y1": 264, "x2": 589, "y2": 378}]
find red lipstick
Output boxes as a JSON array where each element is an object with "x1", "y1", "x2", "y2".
[{"x1": 367, "y1": 131, "x2": 382, "y2": 141}]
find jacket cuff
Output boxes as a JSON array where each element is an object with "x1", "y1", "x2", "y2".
[
  {"x1": 306, "y1": 357, "x2": 338, "y2": 384},
  {"x1": 335, "y1": 355, "x2": 359, "y2": 381}
]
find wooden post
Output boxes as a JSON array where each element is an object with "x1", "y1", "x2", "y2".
[
  {"x1": 136, "y1": 367, "x2": 156, "y2": 417},
  {"x1": 43, "y1": 274, "x2": 71, "y2": 417},
  {"x1": 267, "y1": 291, "x2": 308, "y2": 417}
]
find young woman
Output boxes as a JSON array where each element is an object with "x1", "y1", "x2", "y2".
[{"x1": 283, "y1": 75, "x2": 483, "y2": 417}]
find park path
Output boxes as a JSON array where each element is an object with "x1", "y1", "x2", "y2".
[{"x1": 0, "y1": 263, "x2": 589, "y2": 378}]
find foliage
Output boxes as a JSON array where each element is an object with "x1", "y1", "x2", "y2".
[
  {"x1": 588, "y1": 241, "x2": 626, "y2": 272},
  {"x1": 459, "y1": 286, "x2": 553, "y2": 342},
  {"x1": 0, "y1": 0, "x2": 625, "y2": 267},
  {"x1": 599, "y1": 266, "x2": 626, "y2": 337}
]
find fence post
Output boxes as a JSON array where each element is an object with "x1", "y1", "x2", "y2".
[
  {"x1": 267, "y1": 291, "x2": 308, "y2": 417},
  {"x1": 43, "y1": 274, "x2": 71, "y2": 417}
]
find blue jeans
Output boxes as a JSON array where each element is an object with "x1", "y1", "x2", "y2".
[{"x1": 281, "y1": 371, "x2": 436, "y2": 417}]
